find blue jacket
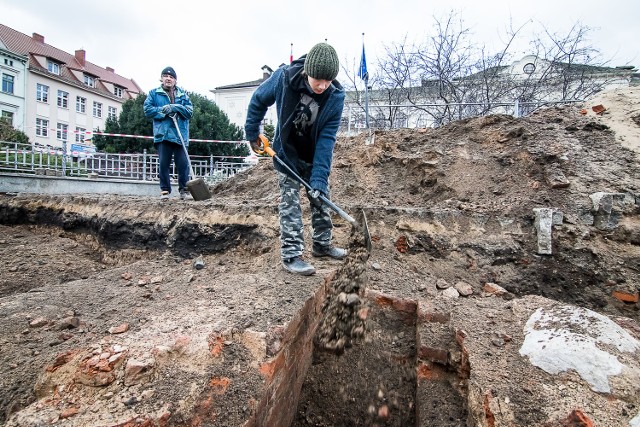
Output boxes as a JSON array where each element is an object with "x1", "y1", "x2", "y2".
[
  {"x1": 245, "y1": 58, "x2": 345, "y2": 195},
  {"x1": 143, "y1": 86, "x2": 193, "y2": 147}
]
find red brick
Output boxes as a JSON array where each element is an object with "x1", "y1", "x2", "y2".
[
  {"x1": 483, "y1": 391, "x2": 496, "y2": 427},
  {"x1": 562, "y1": 409, "x2": 594, "y2": 427},
  {"x1": 259, "y1": 351, "x2": 285, "y2": 382},
  {"x1": 416, "y1": 361, "x2": 446, "y2": 381},
  {"x1": 209, "y1": 377, "x2": 231, "y2": 395},
  {"x1": 417, "y1": 300, "x2": 450, "y2": 323},
  {"x1": 418, "y1": 346, "x2": 448, "y2": 364},
  {"x1": 612, "y1": 290, "x2": 639, "y2": 303},
  {"x1": 60, "y1": 407, "x2": 78, "y2": 419}
]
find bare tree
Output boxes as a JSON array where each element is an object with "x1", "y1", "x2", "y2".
[{"x1": 358, "y1": 12, "x2": 634, "y2": 128}]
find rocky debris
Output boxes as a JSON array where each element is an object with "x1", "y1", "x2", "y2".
[
  {"x1": 589, "y1": 191, "x2": 627, "y2": 230},
  {"x1": 315, "y1": 246, "x2": 370, "y2": 354},
  {"x1": 533, "y1": 207, "x2": 563, "y2": 254}
]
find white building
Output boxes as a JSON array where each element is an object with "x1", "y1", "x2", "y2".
[
  {"x1": 0, "y1": 45, "x2": 27, "y2": 131},
  {"x1": 211, "y1": 65, "x2": 277, "y2": 133},
  {"x1": 0, "y1": 24, "x2": 141, "y2": 151}
]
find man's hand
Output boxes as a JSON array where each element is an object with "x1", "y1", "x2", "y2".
[
  {"x1": 161, "y1": 105, "x2": 172, "y2": 114},
  {"x1": 309, "y1": 188, "x2": 323, "y2": 207},
  {"x1": 249, "y1": 137, "x2": 263, "y2": 154}
]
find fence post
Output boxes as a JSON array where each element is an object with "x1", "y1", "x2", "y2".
[
  {"x1": 143, "y1": 149, "x2": 147, "y2": 181},
  {"x1": 513, "y1": 99, "x2": 520, "y2": 118},
  {"x1": 62, "y1": 140, "x2": 68, "y2": 175}
]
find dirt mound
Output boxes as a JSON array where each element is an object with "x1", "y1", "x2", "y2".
[{"x1": 220, "y1": 102, "x2": 639, "y2": 220}]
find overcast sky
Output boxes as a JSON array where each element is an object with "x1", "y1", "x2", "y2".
[{"x1": 1, "y1": 0, "x2": 638, "y2": 98}]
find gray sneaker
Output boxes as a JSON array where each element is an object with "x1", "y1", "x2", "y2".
[
  {"x1": 282, "y1": 257, "x2": 316, "y2": 276},
  {"x1": 312, "y1": 244, "x2": 347, "y2": 260},
  {"x1": 179, "y1": 189, "x2": 187, "y2": 200},
  {"x1": 160, "y1": 190, "x2": 170, "y2": 201}
]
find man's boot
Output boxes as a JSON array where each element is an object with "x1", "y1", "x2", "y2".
[
  {"x1": 312, "y1": 244, "x2": 347, "y2": 260},
  {"x1": 282, "y1": 257, "x2": 316, "y2": 275}
]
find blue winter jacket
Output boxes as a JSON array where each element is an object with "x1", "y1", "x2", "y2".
[
  {"x1": 244, "y1": 57, "x2": 345, "y2": 195},
  {"x1": 143, "y1": 86, "x2": 193, "y2": 147}
]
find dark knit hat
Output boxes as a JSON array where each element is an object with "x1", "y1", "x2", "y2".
[
  {"x1": 161, "y1": 66, "x2": 177, "y2": 79},
  {"x1": 304, "y1": 43, "x2": 339, "y2": 80}
]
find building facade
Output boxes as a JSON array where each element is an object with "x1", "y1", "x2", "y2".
[
  {"x1": 0, "y1": 45, "x2": 27, "y2": 130},
  {"x1": 0, "y1": 24, "x2": 141, "y2": 151},
  {"x1": 211, "y1": 65, "x2": 277, "y2": 133}
]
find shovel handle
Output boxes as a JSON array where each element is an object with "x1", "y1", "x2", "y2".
[
  {"x1": 256, "y1": 134, "x2": 276, "y2": 157},
  {"x1": 255, "y1": 134, "x2": 358, "y2": 226}
]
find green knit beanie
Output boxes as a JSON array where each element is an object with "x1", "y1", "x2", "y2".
[{"x1": 304, "y1": 43, "x2": 339, "y2": 81}]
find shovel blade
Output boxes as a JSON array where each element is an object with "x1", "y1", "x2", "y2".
[
  {"x1": 186, "y1": 178, "x2": 212, "y2": 201},
  {"x1": 358, "y1": 209, "x2": 372, "y2": 253},
  {"x1": 348, "y1": 209, "x2": 371, "y2": 254}
]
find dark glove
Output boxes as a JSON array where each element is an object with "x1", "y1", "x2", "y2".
[
  {"x1": 309, "y1": 188, "x2": 323, "y2": 207},
  {"x1": 249, "y1": 137, "x2": 262, "y2": 154},
  {"x1": 161, "y1": 104, "x2": 172, "y2": 114}
]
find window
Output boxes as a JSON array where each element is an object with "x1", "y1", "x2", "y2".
[
  {"x1": 36, "y1": 83, "x2": 49, "y2": 103},
  {"x1": 93, "y1": 101, "x2": 102, "y2": 118},
  {"x1": 36, "y1": 118, "x2": 49, "y2": 137},
  {"x1": 1, "y1": 111, "x2": 14, "y2": 125},
  {"x1": 57, "y1": 90, "x2": 69, "y2": 108},
  {"x1": 75, "y1": 126, "x2": 86, "y2": 143},
  {"x1": 2, "y1": 74, "x2": 14, "y2": 94},
  {"x1": 47, "y1": 60, "x2": 60, "y2": 75},
  {"x1": 113, "y1": 86, "x2": 123, "y2": 97},
  {"x1": 4, "y1": 59, "x2": 13, "y2": 66},
  {"x1": 523, "y1": 63, "x2": 536, "y2": 75},
  {"x1": 57, "y1": 123, "x2": 68, "y2": 141},
  {"x1": 76, "y1": 96, "x2": 86, "y2": 113},
  {"x1": 84, "y1": 75, "x2": 95, "y2": 88},
  {"x1": 108, "y1": 106, "x2": 117, "y2": 120}
]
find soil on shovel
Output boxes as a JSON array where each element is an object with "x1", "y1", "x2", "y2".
[{"x1": 0, "y1": 86, "x2": 639, "y2": 426}]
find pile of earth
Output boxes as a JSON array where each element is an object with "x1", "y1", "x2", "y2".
[{"x1": 216, "y1": 94, "x2": 640, "y2": 321}]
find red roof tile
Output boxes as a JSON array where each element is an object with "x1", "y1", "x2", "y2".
[{"x1": 0, "y1": 23, "x2": 142, "y2": 97}]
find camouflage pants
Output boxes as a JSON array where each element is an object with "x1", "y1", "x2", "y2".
[{"x1": 277, "y1": 168, "x2": 333, "y2": 260}]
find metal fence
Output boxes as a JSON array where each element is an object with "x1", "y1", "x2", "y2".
[
  {"x1": 0, "y1": 141, "x2": 256, "y2": 184},
  {"x1": 339, "y1": 99, "x2": 584, "y2": 134}
]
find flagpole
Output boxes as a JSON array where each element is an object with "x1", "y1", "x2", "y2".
[{"x1": 362, "y1": 33, "x2": 369, "y2": 129}]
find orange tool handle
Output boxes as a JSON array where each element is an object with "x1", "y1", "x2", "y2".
[{"x1": 252, "y1": 134, "x2": 276, "y2": 157}]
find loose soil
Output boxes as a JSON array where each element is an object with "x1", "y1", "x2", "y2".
[{"x1": 0, "y1": 86, "x2": 639, "y2": 426}]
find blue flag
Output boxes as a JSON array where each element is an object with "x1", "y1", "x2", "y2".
[{"x1": 358, "y1": 43, "x2": 369, "y2": 81}]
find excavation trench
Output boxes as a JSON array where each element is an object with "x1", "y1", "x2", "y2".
[
  {"x1": 1, "y1": 194, "x2": 638, "y2": 427},
  {"x1": 0, "y1": 199, "x2": 471, "y2": 426}
]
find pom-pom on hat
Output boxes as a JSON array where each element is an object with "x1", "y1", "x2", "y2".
[
  {"x1": 161, "y1": 66, "x2": 177, "y2": 79},
  {"x1": 304, "y1": 43, "x2": 339, "y2": 81}
]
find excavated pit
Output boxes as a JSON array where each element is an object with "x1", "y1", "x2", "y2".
[
  {"x1": 0, "y1": 198, "x2": 473, "y2": 427},
  {"x1": 4, "y1": 194, "x2": 637, "y2": 426},
  {"x1": 294, "y1": 295, "x2": 421, "y2": 427}
]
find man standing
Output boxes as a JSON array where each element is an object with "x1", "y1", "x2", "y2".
[
  {"x1": 245, "y1": 43, "x2": 346, "y2": 275},
  {"x1": 143, "y1": 66, "x2": 193, "y2": 200}
]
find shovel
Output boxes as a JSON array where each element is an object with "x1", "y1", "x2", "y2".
[
  {"x1": 170, "y1": 114, "x2": 211, "y2": 201},
  {"x1": 255, "y1": 135, "x2": 371, "y2": 252}
]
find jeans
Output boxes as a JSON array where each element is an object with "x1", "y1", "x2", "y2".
[{"x1": 157, "y1": 140, "x2": 189, "y2": 193}]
